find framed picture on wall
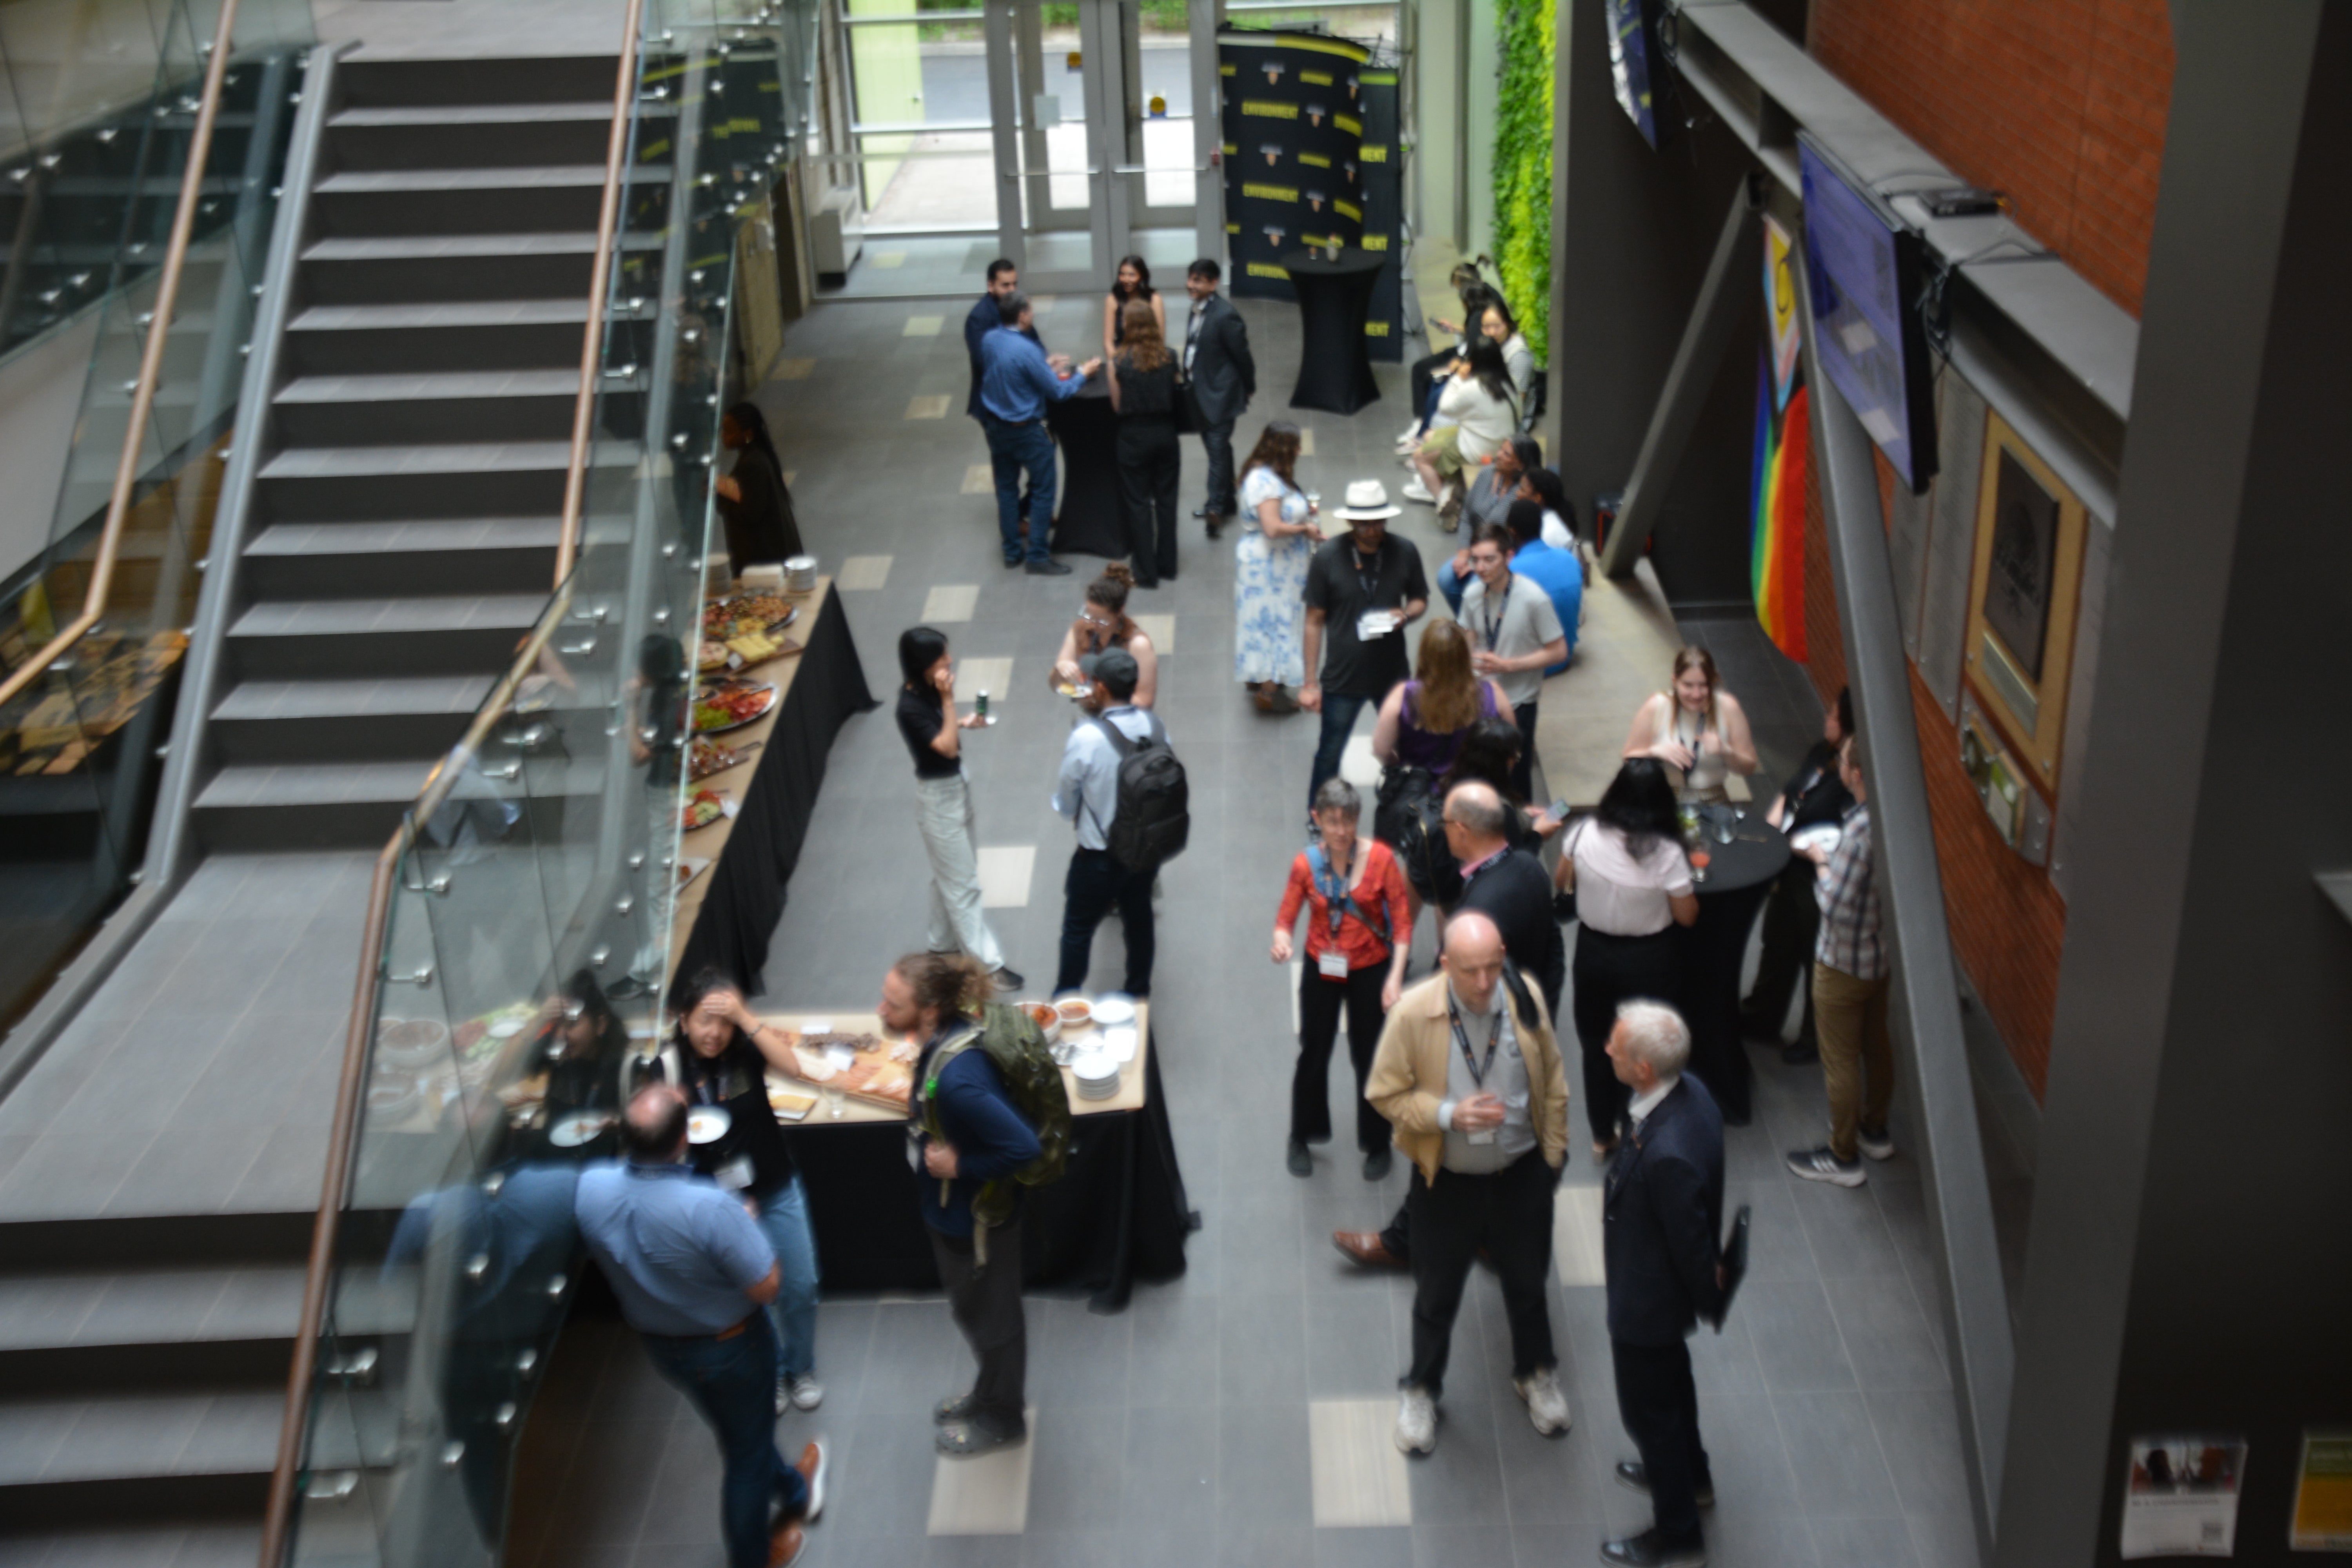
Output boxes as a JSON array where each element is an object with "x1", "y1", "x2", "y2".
[{"x1": 1963, "y1": 411, "x2": 2088, "y2": 794}]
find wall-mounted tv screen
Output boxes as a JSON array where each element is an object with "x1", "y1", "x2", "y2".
[
  {"x1": 1798, "y1": 134, "x2": 1938, "y2": 492},
  {"x1": 1605, "y1": 0, "x2": 1659, "y2": 149}
]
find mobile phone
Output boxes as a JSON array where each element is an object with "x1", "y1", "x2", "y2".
[{"x1": 1550, "y1": 799, "x2": 1570, "y2": 820}]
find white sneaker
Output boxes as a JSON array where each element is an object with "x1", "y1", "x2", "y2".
[
  {"x1": 790, "y1": 1374, "x2": 825, "y2": 1411},
  {"x1": 1395, "y1": 422, "x2": 1423, "y2": 448},
  {"x1": 775, "y1": 1377, "x2": 789, "y2": 1414},
  {"x1": 1857, "y1": 1126, "x2": 1895, "y2": 1162},
  {"x1": 1394, "y1": 1386, "x2": 1438, "y2": 1454},
  {"x1": 1514, "y1": 1367, "x2": 1572, "y2": 1436},
  {"x1": 1401, "y1": 477, "x2": 1436, "y2": 504}
]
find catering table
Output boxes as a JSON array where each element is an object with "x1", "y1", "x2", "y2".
[
  {"x1": 1679, "y1": 807, "x2": 1790, "y2": 1126},
  {"x1": 757, "y1": 1004, "x2": 1194, "y2": 1312},
  {"x1": 1042, "y1": 372, "x2": 1127, "y2": 559},
  {"x1": 1281, "y1": 248, "x2": 1387, "y2": 415},
  {"x1": 668, "y1": 578, "x2": 877, "y2": 1001}
]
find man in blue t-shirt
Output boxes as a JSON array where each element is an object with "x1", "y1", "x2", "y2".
[{"x1": 882, "y1": 953, "x2": 1043, "y2": 1458}]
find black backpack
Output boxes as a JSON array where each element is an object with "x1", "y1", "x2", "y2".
[
  {"x1": 1376, "y1": 764, "x2": 1457, "y2": 905},
  {"x1": 1087, "y1": 714, "x2": 1189, "y2": 871}
]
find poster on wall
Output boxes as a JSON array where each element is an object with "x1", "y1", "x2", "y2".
[
  {"x1": 2120, "y1": 1435, "x2": 2247, "y2": 1559},
  {"x1": 1763, "y1": 214, "x2": 1800, "y2": 411},
  {"x1": 2291, "y1": 1430, "x2": 2352, "y2": 1552}
]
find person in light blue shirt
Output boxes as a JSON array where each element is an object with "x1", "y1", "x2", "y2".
[
  {"x1": 977, "y1": 291, "x2": 1100, "y2": 575},
  {"x1": 1050, "y1": 648, "x2": 1161, "y2": 996},
  {"x1": 577, "y1": 1086, "x2": 826, "y2": 1567}
]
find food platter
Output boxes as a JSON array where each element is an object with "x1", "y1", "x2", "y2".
[
  {"x1": 693, "y1": 681, "x2": 778, "y2": 734},
  {"x1": 682, "y1": 788, "x2": 730, "y2": 832},
  {"x1": 782, "y1": 1029, "x2": 920, "y2": 1111},
  {"x1": 689, "y1": 737, "x2": 759, "y2": 780},
  {"x1": 677, "y1": 856, "x2": 712, "y2": 892}
]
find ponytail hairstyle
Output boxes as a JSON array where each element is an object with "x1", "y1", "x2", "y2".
[{"x1": 890, "y1": 951, "x2": 991, "y2": 1025}]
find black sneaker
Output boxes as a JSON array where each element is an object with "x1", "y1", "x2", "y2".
[
  {"x1": 1026, "y1": 558, "x2": 1073, "y2": 575},
  {"x1": 1286, "y1": 1138, "x2": 1312, "y2": 1177},
  {"x1": 1857, "y1": 1125, "x2": 1896, "y2": 1162},
  {"x1": 1601, "y1": 1528, "x2": 1708, "y2": 1566},
  {"x1": 1614, "y1": 1460, "x2": 1715, "y2": 1508},
  {"x1": 1780, "y1": 1037, "x2": 1820, "y2": 1065},
  {"x1": 991, "y1": 965, "x2": 1024, "y2": 993},
  {"x1": 1786, "y1": 1145, "x2": 1866, "y2": 1187},
  {"x1": 1361, "y1": 1146, "x2": 1392, "y2": 1181}
]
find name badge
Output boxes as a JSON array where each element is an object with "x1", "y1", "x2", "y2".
[
  {"x1": 1317, "y1": 949, "x2": 1349, "y2": 979},
  {"x1": 1467, "y1": 1129, "x2": 1496, "y2": 1146},
  {"x1": 714, "y1": 1154, "x2": 755, "y2": 1191}
]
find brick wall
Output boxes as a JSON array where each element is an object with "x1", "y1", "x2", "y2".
[{"x1": 1807, "y1": 0, "x2": 2174, "y2": 317}]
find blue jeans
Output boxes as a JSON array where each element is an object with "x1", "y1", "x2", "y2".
[
  {"x1": 1308, "y1": 692, "x2": 1371, "y2": 813},
  {"x1": 640, "y1": 1312, "x2": 808, "y2": 1568},
  {"x1": 756, "y1": 1176, "x2": 820, "y2": 1382},
  {"x1": 984, "y1": 415, "x2": 1057, "y2": 563}
]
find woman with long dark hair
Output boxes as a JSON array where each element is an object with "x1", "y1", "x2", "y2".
[
  {"x1": 897, "y1": 625, "x2": 1021, "y2": 990},
  {"x1": 1105, "y1": 295, "x2": 1181, "y2": 584},
  {"x1": 1556, "y1": 758, "x2": 1699, "y2": 1155},
  {"x1": 1232, "y1": 421, "x2": 1319, "y2": 712},
  {"x1": 1408, "y1": 335, "x2": 1519, "y2": 526},
  {"x1": 648, "y1": 967, "x2": 824, "y2": 1411},
  {"x1": 713, "y1": 400, "x2": 802, "y2": 570},
  {"x1": 1101, "y1": 254, "x2": 1165, "y2": 360}
]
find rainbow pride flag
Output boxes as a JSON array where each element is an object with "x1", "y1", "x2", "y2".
[{"x1": 1749, "y1": 348, "x2": 1809, "y2": 662}]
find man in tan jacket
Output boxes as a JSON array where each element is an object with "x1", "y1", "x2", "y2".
[{"x1": 1367, "y1": 910, "x2": 1572, "y2": 1456}]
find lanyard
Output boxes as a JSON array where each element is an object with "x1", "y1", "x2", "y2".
[
  {"x1": 1476, "y1": 572, "x2": 1510, "y2": 651},
  {"x1": 1447, "y1": 996, "x2": 1504, "y2": 1089},
  {"x1": 1309, "y1": 843, "x2": 1355, "y2": 938},
  {"x1": 1352, "y1": 545, "x2": 1382, "y2": 606}
]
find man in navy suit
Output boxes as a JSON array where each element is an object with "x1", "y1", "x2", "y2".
[
  {"x1": 1178, "y1": 259, "x2": 1255, "y2": 537},
  {"x1": 1601, "y1": 1001, "x2": 1726, "y2": 1568}
]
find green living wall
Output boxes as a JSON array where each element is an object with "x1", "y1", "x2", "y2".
[{"x1": 1493, "y1": 0, "x2": 1553, "y2": 366}]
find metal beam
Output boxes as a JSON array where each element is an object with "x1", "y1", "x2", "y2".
[
  {"x1": 1793, "y1": 239, "x2": 2016, "y2": 1559},
  {"x1": 1596, "y1": 183, "x2": 1757, "y2": 576}
]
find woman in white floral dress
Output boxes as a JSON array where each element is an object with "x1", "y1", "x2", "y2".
[{"x1": 1232, "y1": 421, "x2": 1319, "y2": 713}]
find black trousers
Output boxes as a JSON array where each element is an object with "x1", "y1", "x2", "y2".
[
  {"x1": 930, "y1": 1216, "x2": 1028, "y2": 1436},
  {"x1": 1742, "y1": 861, "x2": 1820, "y2": 1047},
  {"x1": 1056, "y1": 846, "x2": 1156, "y2": 996},
  {"x1": 1293, "y1": 960, "x2": 1390, "y2": 1151},
  {"x1": 1408, "y1": 348, "x2": 1455, "y2": 424},
  {"x1": 1117, "y1": 417, "x2": 1181, "y2": 584},
  {"x1": 1404, "y1": 1150, "x2": 1558, "y2": 1397},
  {"x1": 1572, "y1": 925, "x2": 1683, "y2": 1143},
  {"x1": 1511, "y1": 699, "x2": 1541, "y2": 802},
  {"x1": 1199, "y1": 418, "x2": 1237, "y2": 518},
  {"x1": 1613, "y1": 1336, "x2": 1711, "y2": 1544}
]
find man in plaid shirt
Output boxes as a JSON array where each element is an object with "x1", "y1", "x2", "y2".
[{"x1": 1786, "y1": 737, "x2": 1894, "y2": 1186}]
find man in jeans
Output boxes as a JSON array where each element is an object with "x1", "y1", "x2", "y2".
[
  {"x1": 1786, "y1": 735, "x2": 1896, "y2": 1185},
  {"x1": 1301, "y1": 482, "x2": 1428, "y2": 814},
  {"x1": 977, "y1": 291, "x2": 1100, "y2": 575},
  {"x1": 577, "y1": 1086, "x2": 827, "y2": 1567},
  {"x1": 1050, "y1": 649, "x2": 1161, "y2": 996}
]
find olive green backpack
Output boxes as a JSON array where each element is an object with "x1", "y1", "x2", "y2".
[{"x1": 920, "y1": 1000, "x2": 1073, "y2": 1247}]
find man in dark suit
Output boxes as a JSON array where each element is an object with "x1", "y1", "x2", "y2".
[
  {"x1": 1180, "y1": 258, "x2": 1255, "y2": 537},
  {"x1": 1601, "y1": 1000, "x2": 1726, "y2": 1568}
]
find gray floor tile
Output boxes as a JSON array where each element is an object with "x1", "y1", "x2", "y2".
[
  {"x1": 1739, "y1": 1277, "x2": 1858, "y2": 1394},
  {"x1": 1118, "y1": 1402, "x2": 1219, "y2": 1529},
  {"x1": 1771, "y1": 1391, "x2": 1903, "y2": 1516}
]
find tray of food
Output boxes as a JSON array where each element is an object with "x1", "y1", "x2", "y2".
[
  {"x1": 782, "y1": 1029, "x2": 922, "y2": 1110},
  {"x1": 693, "y1": 681, "x2": 777, "y2": 733},
  {"x1": 681, "y1": 787, "x2": 731, "y2": 832},
  {"x1": 689, "y1": 736, "x2": 758, "y2": 780},
  {"x1": 677, "y1": 856, "x2": 711, "y2": 892},
  {"x1": 704, "y1": 593, "x2": 800, "y2": 637}
]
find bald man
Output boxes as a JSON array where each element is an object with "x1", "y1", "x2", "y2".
[{"x1": 1365, "y1": 911, "x2": 1572, "y2": 1455}]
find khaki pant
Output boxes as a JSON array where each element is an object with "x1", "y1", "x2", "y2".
[{"x1": 1811, "y1": 962, "x2": 1893, "y2": 1162}]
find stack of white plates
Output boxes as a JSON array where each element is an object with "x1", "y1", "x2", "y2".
[{"x1": 1072, "y1": 1051, "x2": 1122, "y2": 1100}]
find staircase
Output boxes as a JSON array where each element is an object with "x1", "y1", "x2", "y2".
[{"x1": 192, "y1": 54, "x2": 651, "y2": 851}]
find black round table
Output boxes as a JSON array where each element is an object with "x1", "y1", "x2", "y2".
[
  {"x1": 1281, "y1": 248, "x2": 1387, "y2": 416},
  {"x1": 1679, "y1": 806, "x2": 1790, "y2": 1125},
  {"x1": 1044, "y1": 372, "x2": 1127, "y2": 558}
]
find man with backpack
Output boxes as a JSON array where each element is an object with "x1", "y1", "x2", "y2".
[
  {"x1": 1050, "y1": 648, "x2": 1186, "y2": 996},
  {"x1": 882, "y1": 951, "x2": 1059, "y2": 1458}
]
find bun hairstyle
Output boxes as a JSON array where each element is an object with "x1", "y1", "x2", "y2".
[
  {"x1": 1090, "y1": 562, "x2": 1135, "y2": 612},
  {"x1": 891, "y1": 951, "x2": 991, "y2": 1022}
]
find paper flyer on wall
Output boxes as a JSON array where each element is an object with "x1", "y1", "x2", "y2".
[
  {"x1": 2291, "y1": 1430, "x2": 2352, "y2": 1552},
  {"x1": 2121, "y1": 1435, "x2": 2247, "y2": 1559}
]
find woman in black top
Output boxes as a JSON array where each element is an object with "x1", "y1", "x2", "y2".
[
  {"x1": 895, "y1": 626, "x2": 1020, "y2": 989},
  {"x1": 1740, "y1": 686, "x2": 1857, "y2": 1062},
  {"x1": 1100, "y1": 254, "x2": 1165, "y2": 359},
  {"x1": 652, "y1": 967, "x2": 825, "y2": 1411},
  {"x1": 1105, "y1": 295, "x2": 1181, "y2": 587},
  {"x1": 712, "y1": 401, "x2": 802, "y2": 572}
]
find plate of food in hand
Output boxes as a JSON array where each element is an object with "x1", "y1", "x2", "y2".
[
  {"x1": 693, "y1": 681, "x2": 777, "y2": 733},
  {"x1": 682, "y1": 788, "x2": 730, "y2": 832},
  {"x1": 686, "y1": 1105, "x2": 731, "y2": 1143},
  {"x1": 549, "y1": 1110, "x2": 617, "y2": 1148},
  {"x1": 689, "y1": 736, "x2": 758, "y2": 781}
]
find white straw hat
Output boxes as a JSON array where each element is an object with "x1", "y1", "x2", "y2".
[{"x1": 1332, "y1": 479, "x2": 1402, "y2": 521}]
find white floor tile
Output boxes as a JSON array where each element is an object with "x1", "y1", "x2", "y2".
[
  {"x1": 962, "y1": 463, "x2": 995, "y2": 495},
  {"x1": 871, "y1": 250, "x2": 908, "y2": 269},
  {"x1": 1133, "y1": 613, "x2": 1175, "y2": 653},
  {"x1": 976, "y1": 845, "x2": 1036, "y2": 908},
  {"x1": 1297, "y1": 427, "x2": 1316, "y2": 456},
  {"x1": 926, "y1": 1405, "x2": 1037, "y2": 1534},
  {"x1": 1554, "y1": 1182, "x2": 1607, "y2": 1287},
  {"x1": 907, "y1": 394, "x2": 952, "y2": 419},
  {"x1": 1308, "y1": 1397, "x2": 1412, "y2": 1527},
  {"x1": 923, "y1": 584, "x2": 980, "y2": 622},
  {"x1": 773, "y1": 357, "x2": 815, "y2": 380},
  {"x1": 837, "y1": 555, "x2": 892, "y2": 590},
  {"x1": 904, "y1": 314, "x2": 945, "y2": 336},
  {"x1": 954, "y1": 657, "x2": 1013, "y2": 704}
]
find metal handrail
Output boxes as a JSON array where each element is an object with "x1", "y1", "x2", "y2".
[
  {"x1": 256, "y1": 4, "x2": 644, "y2": 1560},
  {"x1": 555, "y1": 0, "x2": 647, "y2": 581},
  {"x1": 0, "y1": 0, "x2": 244, "y2": 715}
]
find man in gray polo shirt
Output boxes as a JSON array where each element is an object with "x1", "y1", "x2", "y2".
[
  {"x1": 1457, "y1": 520, "x2": 1567, "y2": 801},
  {"x1": 578, "y1": 1085, "x2": 828, "y2": 1567}
]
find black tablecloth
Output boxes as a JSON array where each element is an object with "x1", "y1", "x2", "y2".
[
  {"x1": 672, "y1": 583, "x2": 877, "y2": 1003},
  {"x1": 1044, "y1": 374, "x2": 1125, "y2": 559},
  {"x1": 791, "y1": 1042, "x2": 1195, "y2": 1312},
  {"x1": 1281, "y1": 249, "x2": 1387, "y2": 415},
  {"x1": 1681, "y1": 809, "x2": 1791, "y2": 1125}
]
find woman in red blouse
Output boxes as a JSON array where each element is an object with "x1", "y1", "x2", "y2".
[{"x1": 1273, "y1": 779, "x2": 1414, "y2": 1180}]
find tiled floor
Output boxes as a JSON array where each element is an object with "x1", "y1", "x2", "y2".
[{"x1": 505, "y1": 288, "x2": 1994, "y2": 1567}]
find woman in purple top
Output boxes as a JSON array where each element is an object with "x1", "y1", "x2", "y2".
[{"x1": 1372, "y1": 619, "x2": 1506, "y2": 774}]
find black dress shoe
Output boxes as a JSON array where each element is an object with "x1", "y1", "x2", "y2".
[
  {"x1": 1600, "y1": 1528, "x2": 1708, "y2": 1566},
  {"x1": 1286, "y1": 1139, "x2": 1312, "y2": 1177},
  {"x1": 1025, "y1": 558, "x2": 1073, "y2": 575},
  {"x1": 1614, "y1": 1461, "x2": 1715, "y2": 1508},
  {"x1": 1781, "y1": 1037, "x2": 1819, "y2": 1064},
  {"x1": 1191, "y1": 504, "x2": 1209, "y2": 519}
]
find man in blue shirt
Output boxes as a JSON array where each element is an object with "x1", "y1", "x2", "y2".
[
  {"x1": 966, "y1": 260, "x2": 1052, "y2": 544},
  {"x1": 578, "y1": 1086, "x2": 828, "y2": 1567},
  {"x1": 1050, "y1": 649, "x2": 1163, "y2": 996},
  {"x1": 882, "y1": 953, "x2": 1043, "y2": 1458},
  {"x1": 978, "y1": 291, "x2": 1100, "y2": 575},
  {"x1": 1438, "y1": 498, "x2": 1583, "y2": 676}
]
